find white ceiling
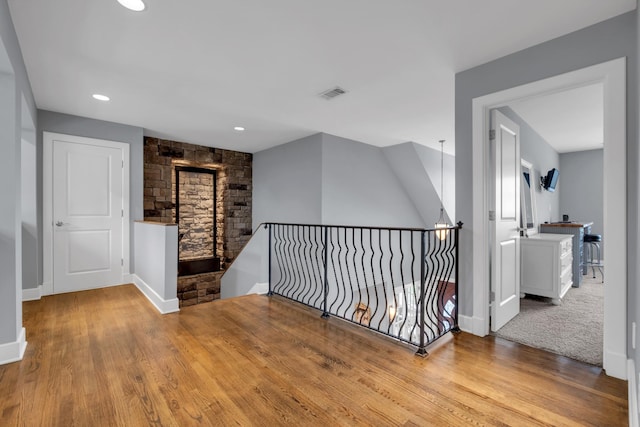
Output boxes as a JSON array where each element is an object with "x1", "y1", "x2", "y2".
[
  {"x1": 509, "y1": 83, "x2": 604, "y2": 153},
  {"x1": 7, "y1": 0, "x2": 635, "y2": 154}
]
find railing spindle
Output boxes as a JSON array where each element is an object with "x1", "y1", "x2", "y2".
[
  {"x1": 266, "y1": 222, "x2": 461, "y2": 353},
  {"x1": 417, "y1": 230, "x2": 427, "y2": 356},
  {"x1": 322, "y1": 226, "x2": 329, "y2": 318},
  {"x1": 268, "y1": 223, "x2": 272, "y2": 296}
]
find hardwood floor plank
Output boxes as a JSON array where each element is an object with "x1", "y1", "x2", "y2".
[{"x1": 0, "y1": 285, "x2": 627, "y2": 426}]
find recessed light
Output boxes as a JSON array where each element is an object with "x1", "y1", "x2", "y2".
[
  {"x1": 117, "y1": 0, "x2": 146, "y2": 12},
  {"x1": 92, "y1": 94, "x2": 110, "y2": 101},
  {"x1": 234, "y1": 126, "x2": 245, "y2": 131}
]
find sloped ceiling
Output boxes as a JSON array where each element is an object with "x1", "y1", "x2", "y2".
[{"x1": 510, "y1": 84, "x2": 604, "y2": 153}]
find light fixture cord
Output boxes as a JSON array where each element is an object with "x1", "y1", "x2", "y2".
[{"x1": 439, "y1": 139, "x2": 445, "y2": 222}]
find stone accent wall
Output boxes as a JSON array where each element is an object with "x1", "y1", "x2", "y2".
[
  {"x1": 144, "y1": 137, "x2": 252, "y2": 306},
  {"x1": 176, "y1": 170, "x2": 215, "y2": 260},
  {"x1": 178, "y1": 271, "x2": 222, "y2": 307}
]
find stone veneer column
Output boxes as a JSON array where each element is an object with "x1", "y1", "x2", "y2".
[{"x1": 143, "y1": 137, "x2": 252, "y2": 306}]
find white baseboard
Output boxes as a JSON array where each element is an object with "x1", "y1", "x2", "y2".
[
  {"x1": 604, "y1": 349, "x2": 628, "y2": 380},
  {"x1": 22, "y1": 285, "x2": 42, "y2": 301},
  {"x1": 0, "y1": 327, "x2": 27, "y2": 365},
  {"x1": 629, "y1": 359, "x2": 639, "y2": 427},
  {"x1": 459, "y1": 315, "x2": 488, "y2": 336},
  {"x1": 248, "y1": 282, "x2": 269, "y2": 295},
  {"x1": 42, "y1": 280, "x2": 52, "y2": 296},
  {"x1": 132, "y1": 274, "x2": 179, "y2": 314},
  {"x1": 458, "y1": 315, "x2": 473, "y2": 333}
]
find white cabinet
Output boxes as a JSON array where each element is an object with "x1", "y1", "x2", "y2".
[{"x1": 520, "y1": 234, "x2": 573, "y2": 305}]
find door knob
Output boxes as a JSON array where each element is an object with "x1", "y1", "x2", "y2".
[{"x1": 56, "y1": 221, "x2": 64, "y2": 227}]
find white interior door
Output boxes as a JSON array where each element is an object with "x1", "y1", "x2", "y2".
[
  {"x1": 490, "y1": 110, "x2": 521, "y2": 331},
  {"x1": 52, "y1": 139, "x2": 124, "y2": 293}
]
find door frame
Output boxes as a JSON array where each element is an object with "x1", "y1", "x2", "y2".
[
  {"x1": 43, "y1": 132, "x2": 130, "y2": 296},
  {"x1": 471, "y1": 58, "x2": 627, "y2": 379}
]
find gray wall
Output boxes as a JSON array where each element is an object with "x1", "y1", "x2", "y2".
[
  {"x1": 254, "y1": 133, "x2": 432, "y2": 230},
  {"x1": 37, "y1": 110, "x2": 144, "y2": 274},
  {"x1": 0, "y1": 0, "x2": 35, "y2": 117},
  {"x1": 253, "y1": 133, "x2": 323, "y2": 228},
  {"x1": 559, "y1": 149, "x2": 604, "y2": 248},
  {"x1": 134, "y1": 223, "x2": 178, "y2": 301},
  {"x1": 21, "y1": 105, "x2": 37, "y2": 290},
  {"x1": 455, "y1": 11, "x2": 637, "y2": 319},
  {"x1": 321, "y1": 134, "x2": 424, "y2": 228},
  {"x1": 0, "y1": 68, "x2": 20, "y2": 345},
  {"x1": 382, "y1": 142, "x2": 454, "y2": 227},
  {"x1": 412, "y1": 143, "x2": 456, "y2": 222},
  {"x1": 498, "y1": 106, "x2": 560, "y2": 226},
  {"x1": 0, "y1": 0, "x2": 36, "y2": 346}
]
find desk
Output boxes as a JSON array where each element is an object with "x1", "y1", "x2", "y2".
[{"x1": 539, "y1": 222, "x2": 593, "y2": 287}]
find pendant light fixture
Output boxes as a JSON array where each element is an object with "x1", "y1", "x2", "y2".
[{"x1": 435, "y1": 139, "x2": 450, "y2": 240}]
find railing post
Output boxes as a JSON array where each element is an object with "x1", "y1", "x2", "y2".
[
  {"x1": 322, "y1": 226, "x2": 330, "y2": 318},
  {"x1": 416, "y1": 230, "x2": 428, "y2": 356},
  {"x1": 267, "y1": 224, "x2": 273, "y2": 296},
  {"x1": 452, "y1": 221, "x2": 463, "y2": 333}
]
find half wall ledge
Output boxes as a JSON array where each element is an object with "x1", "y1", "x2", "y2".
[{"x1": 133, "y1": 221, "x2": 179, "y2": 314}]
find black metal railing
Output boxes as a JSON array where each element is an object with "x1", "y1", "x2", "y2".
[{"x1": 265, "y1": 222, "x2": 462, "y2": 356}]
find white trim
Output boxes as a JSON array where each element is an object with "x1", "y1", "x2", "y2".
[
  {"x1": 121, "y1": 142, "x2": 130, "y2": 276},
  {"x1": 458, "y1": 315, "x2": 473, "y2": 332},
  {"x1": 629, "y1": 359, "x2": 639, "y2": 427},
  {"x1": 458, "y1": 315, "x2": 486, "y2": 336},
  {"x1": 43, "y1": 135, "x2": 53, "y2": 295},
  {"x1": 604, "y1": 349, "x2": 629, "y2": 379},
  {"x1": 247, "y1": 282, "x2": 269, "y2": 295},
  {"x1": 472, "y1": 98, "x2": 491, "y2": 336},
  {"x1": 0, "y1": 327, "x2": 27, "y2": 365},
  {"x1": 122, "y1": 142, "x2": 131, "y2": 281},
  {"x1": 132, "y1": 274, "x2": 180, "y2": 314},
  {"x1": 22, "y1": 285, "x2": 42, "y2": 301},
  {"x1": 471, "y1": 58, "x2": 627, "y2": 378},
  {"x1": 42, "y1": 132, "x2": 131, "y2": 296},
  {"x1": 41, "y1": 281, "x2": 52, "y2": 295}
]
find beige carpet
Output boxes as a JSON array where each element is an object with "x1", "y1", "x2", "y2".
[{"x1": 494, "y1": 273, "x2": 604, "y2": 366}]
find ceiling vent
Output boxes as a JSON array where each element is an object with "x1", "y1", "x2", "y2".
[{"x1": 319, "y1": 86, "x2": 347, "y2": 100}]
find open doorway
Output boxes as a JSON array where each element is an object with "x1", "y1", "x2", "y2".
[
  {"x1": 491, "y1": 85, "x2": 605, "y2": 366},
  {"x1": 471, "y1": 58, "x2": 627, "y2": 379}
]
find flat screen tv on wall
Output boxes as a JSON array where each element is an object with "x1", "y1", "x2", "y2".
[{"x1": 544, "y1": 168, "x2": 559, "y2": 192}]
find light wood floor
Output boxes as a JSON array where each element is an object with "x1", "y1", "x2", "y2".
[{"x1": 0, "y1": 285, "x2": 627, "y2": 426}]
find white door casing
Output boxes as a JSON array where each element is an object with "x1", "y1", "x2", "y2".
[
  {"x1": 490, "y1": 110, "x2": 520, "y2": 332},
  {"x1": 43, "y1": 132, "x2": 130, "y2": 295},
  {"x1": 470, "y1": 58, "x2": 627, "y2": 379}
]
